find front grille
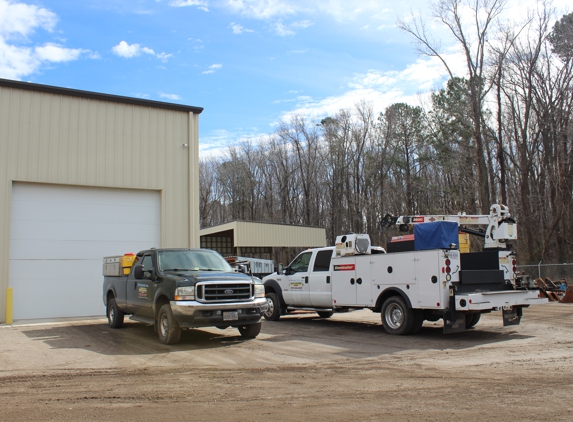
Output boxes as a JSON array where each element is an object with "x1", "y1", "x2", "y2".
[{"x1": 196, "y1": 282, "x2": 253, "y2": 302}]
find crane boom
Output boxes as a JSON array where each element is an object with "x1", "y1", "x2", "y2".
[{"x1": 380, "y1": 204, "x2": 517, "y2": 249}]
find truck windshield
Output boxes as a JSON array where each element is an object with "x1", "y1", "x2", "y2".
[{"x1": 158, "y1": 250, "x2": 233, "y2": 272}]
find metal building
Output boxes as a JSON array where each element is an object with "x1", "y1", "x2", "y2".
[
  {"x1": 0, "y1": 78, "x2": 203, "y2": 322},
  {"x1": 200, "y1": 220, "x2": 327, "y2": 265}
]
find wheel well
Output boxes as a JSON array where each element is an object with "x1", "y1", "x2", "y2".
[
  {"x1": 265, "y1": 286, "x2": 276, "y2": 295},
  {"x1": 374, "y1": 288, "x2": 412, "y2": 312},
  {"x1": 106, "y1": 290, "x2": 115, "y2": 305},
  {"x1": 154, "y1": 295, "x2": 170, "y2": 320}
]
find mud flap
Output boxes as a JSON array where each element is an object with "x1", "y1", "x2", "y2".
[
  {"x1": 502, "y1": 307, "x2": 522, "y2": 326},
  {"x1": 443, "y1": 310, "x2": 466, "y2": 333}
]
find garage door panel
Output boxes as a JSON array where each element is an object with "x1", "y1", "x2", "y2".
[
  {"x1": 10, "y1": 220, "x2": 159, "y2": 244},
  {"x1": 10, "y1": 239, "x2": 158, "y2": 260},
  {"x1": 11, "y1": 201, "x2": 159, "y2": 225},
  {"x1": 9, "y1": 183, "x2": 161, "y2": 320},
  {"x1": 9, "y1": 259, "x2": 104, "y2": 319}
]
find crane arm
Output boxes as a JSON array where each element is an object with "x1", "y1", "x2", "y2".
[{"x1": 380, "y1": 204, "x2": 517, "y2": 249}]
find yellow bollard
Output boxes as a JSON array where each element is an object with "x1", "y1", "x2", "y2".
[{"x1": 5, "y1": 287, "x2": 13, "y2": 325}]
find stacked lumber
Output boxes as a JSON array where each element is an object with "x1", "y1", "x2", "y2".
[{"x1": 535, "y1": 278, "x2": 570, "y2": 303}]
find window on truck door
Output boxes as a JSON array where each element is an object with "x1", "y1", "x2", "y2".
[
  {"x1": 312, "y1": 250, "x2": 332, "y2": 272},
  {"x1": 290, "y1": 252, "x2": 312, "y2": 273},
  {"x1": 141, "y1": 255, "x2": 154, "y2": 278}
]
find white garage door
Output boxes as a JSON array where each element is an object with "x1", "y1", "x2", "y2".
[{"x1": 9, "y1": 183, "x2": 161, "y2": 320}]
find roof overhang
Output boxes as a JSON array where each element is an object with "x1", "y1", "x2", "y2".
[
  {"x1": 0, "y1": 78, "x2": 203, "y2": 114},
  {"x1": 200, "y1": 221, "x2": 326, "y2": 248}
]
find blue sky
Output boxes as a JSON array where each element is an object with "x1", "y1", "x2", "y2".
[{"x1": 1, "y1": 0, "x2": 570, "y2": 156}]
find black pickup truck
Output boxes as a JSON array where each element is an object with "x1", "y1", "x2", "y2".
[{"x1": 102, "y1": 248, "x2": 268, "y2": 344}]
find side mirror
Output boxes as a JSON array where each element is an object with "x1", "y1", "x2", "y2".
[
  {"x1": 134, "y1": 264, "x2": 144, "y2": 279},
  {"x1": 278, "y1": 263, "x2": 283, "y2": 274}
]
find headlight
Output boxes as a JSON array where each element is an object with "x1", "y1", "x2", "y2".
[
  {"x1": 254, "y1": 284, "x2": 265, "y2": 298},
  {"x1": 174, "y1": 286, "x2": 195, "y2": 301}
]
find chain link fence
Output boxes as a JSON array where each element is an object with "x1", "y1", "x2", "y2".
[{"x1": 517, "y1": 263, "x2": 573, "y2": 283}]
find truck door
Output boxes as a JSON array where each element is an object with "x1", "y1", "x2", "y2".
[
  {"x1": 281, "y1": 251, "x2": 313, "y2": 306},
  {"x1": 128, "y1": 254, "x2": 156, "y2": 318},
  {"x1": 309, "y1": 249, "x2": 334, "y2": 307}
]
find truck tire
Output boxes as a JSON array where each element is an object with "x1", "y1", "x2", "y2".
[
  {"x1": 409, "y1": 309, "x2": 425, "y2": 334},
  {"x1": 157, "y1": 304, "x2": 182, "y2": 345},
  {"x1": 381, "y1": 296, "x2": 415, "y2": 335},
  {"x1": 465, "y1": 313, "x2": 481, "y2": 329},
  {"x1": 317, "y1": 311, "x2": 333, "y2": 318},
  {"x1": 264, "y1": 293, "x2": 281, "y2": 321},
  {"x1": 238, "y1": 322, "x2": 261, "y2": 338},
  {"x1": 107, "y1": 297, "x2": 124, "y2": 329}
]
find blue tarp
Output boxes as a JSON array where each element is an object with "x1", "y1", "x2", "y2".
[{"x1": 414, "y1": 221, "x2": 459, "y2": 250}]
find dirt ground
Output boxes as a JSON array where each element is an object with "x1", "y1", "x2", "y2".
[{"x1": 1, "y1": 303, "x2": 572, "y2": 422}]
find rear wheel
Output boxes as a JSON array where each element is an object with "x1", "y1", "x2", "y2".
[
  {"x1": 107, "y1": 297, "x2": 124, "y2": 329},
  {"x1": 381, "y1": 296, "x2": 414, "y2": 335},
  {"x1": 263, "y1": 293, "x2": 281, "y2": 321},
  {"x1": 317, "y1": 311, "x2": 333, "y2": 319},
  {"x1": 238, "y1": 322, "x2": 261, "y2": 338},
  {"x1": 409, "y1": 309, "x2": 425, "y2": 334},
  {"x1": 157, "y1": 304, "x2": 181, "y2": 345},
  {"x1": 465, "y1": 313, "x2": 481, "y2": 329}
]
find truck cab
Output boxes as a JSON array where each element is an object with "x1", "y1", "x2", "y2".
[{"x1": 262, "y1": 247, "x2": 336, "y2": 319}]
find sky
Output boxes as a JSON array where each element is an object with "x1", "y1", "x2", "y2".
[{"x1": 1, "y1": 0, "x2": 570, "y2": 157}]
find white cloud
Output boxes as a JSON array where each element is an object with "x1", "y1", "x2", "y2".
[
  {"x1": 203, "y1": 63, "x2": 222, "y2": 73},
  {"x1": 134, "y1": 93, "x2": 151, "y2": 99},
  {"x1": 225, "y1": 0, "x2": 297, "y2": 19},
  {"x1": 199, "y1": 128, "x2": 263, "y2": 158},
  {"x1": 157, "y1": 52, "x2": 173, "y2": 61},
  {"x1": 230, "y1": 22, "x2": 254, "y2": 34},
  {"x1": 278, "y1": 51, "x2": 468, "y2": 123},
  {"x1": 271, "y1": 19, "x2": 314, "y2": 36},
  {"x1": 159, "y1": 92, "x2": 182, "y2": 100},
  {"x1": 222, "y1": 0, "x2": 389, "y2": 22},
  {"x1": 291, "y1": 20, "x2": 313, "y2": 29},
  {"x1": 0, "y1": 0, "x2": 57, "y2": 39},
  {"x1": 274, "y1": 21, "x2": 295, "y2": 36},
  {"x1": 0, "y1": 0, "x2": 88, "y2": 80},
  {"x1": 35, "y1": 43, "x2": 84, "y2": 62},
  {"x1": 112, "y1": 41, "x2": 172, "y2": 62},
  {"x1": 169, "y1": 0, "x2": 209, "y2": 10},
  {"x1": 112, "y1": 41, "x2": 155, "y2": 57}
]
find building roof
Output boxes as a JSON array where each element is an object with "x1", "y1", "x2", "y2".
[
  {"x1": 200, "y1": 221, "x2": 327, "y2": 248},
  {"x1": 0, "y1": 78, "x2": 203, "y2": 114}
]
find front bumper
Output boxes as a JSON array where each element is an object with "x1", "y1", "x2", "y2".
[{"x1": 170, "y1": 297, "x2": 268, "y2": 328}]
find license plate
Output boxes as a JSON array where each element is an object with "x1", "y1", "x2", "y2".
[{"x1": 223, "y1": 311, "x2": 238, "y2": 321}]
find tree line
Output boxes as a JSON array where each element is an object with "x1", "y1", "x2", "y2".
[{"x1": 200, "y1": 2, "x2": 572, "y2": 265}]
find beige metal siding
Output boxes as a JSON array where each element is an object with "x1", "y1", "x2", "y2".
[
  {"x1": 200, "y1": 221, "x2": 326, "y2": 248},
  {"x1": 0, "y1": 85, "x2": 201, "y2": 322}
]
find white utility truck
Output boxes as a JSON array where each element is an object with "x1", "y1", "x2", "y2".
[{"x1": 262, "y1": 204, "x2": 547, "y2": 334}]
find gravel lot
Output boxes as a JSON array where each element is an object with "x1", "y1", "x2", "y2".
[{"x1": 1, "y1": 303, "x2": 572, "y2": 421}]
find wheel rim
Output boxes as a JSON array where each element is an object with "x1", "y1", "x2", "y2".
[
  {"x1": 109, "y1": 306, "x2": 115, "y2": 322},
  {"x1": 264, "y1": 297, "x2": 275, "y2": 317},
  {"x1": 160, "y1": 314, "x2": 169, "y2": 337},
  {"x1": 385, "y1": 303, "x2": 404, "y2": 329}
]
